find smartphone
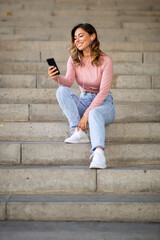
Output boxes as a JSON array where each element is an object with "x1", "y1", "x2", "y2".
[{"x1": 46, "y1": 58, "x2": 60, "y2": 75}]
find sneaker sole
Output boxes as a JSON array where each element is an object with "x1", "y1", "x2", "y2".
[
  {"x1": 89, "y1": 165, "x2": 107, "y2": 169},
  {"x1": 64, "y1": 139, "x2": 90, "y2": 144}
]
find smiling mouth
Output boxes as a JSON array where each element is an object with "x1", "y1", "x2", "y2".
[{"x1": 77, "y1": 43, "x2": 83, "y2": 48}]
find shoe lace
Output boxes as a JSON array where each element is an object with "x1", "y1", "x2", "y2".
[{"x1": 70, "y1": 127, "x2": 77, "y2": 136}]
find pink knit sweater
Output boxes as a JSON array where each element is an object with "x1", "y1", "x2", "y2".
[{"x1": 57, "y1": 54, "x2": 113, "y2": 118}]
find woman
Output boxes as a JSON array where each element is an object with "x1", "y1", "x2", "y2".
[{"x1": 48, "y1": 23, "x2": 115, "y2": 169}]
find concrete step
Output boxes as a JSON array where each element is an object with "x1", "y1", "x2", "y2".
[
  {"x1": 0, "y1": 33, "x2": 49, "y2": 41},
  {"x1": 0, "y1": 51, "x2": 41, "y2": 62},
  {"x1": 0, "y1": 142, "x2": 159, "y2": 167},
  {"x1": 1, "y1": 33, "x2": 159, "y2": 43},
  {"x1": 0, "y1": 50, "x2": 159, "y2": 64},
  {"x1": 0, "y1": 61, "x2": 160, "y2": 75},
  {"x1": 0, "y1": 193, "x2": 160, "y2": 222},
  {"x1": 38, "y1": 74, "x2": 153, "y2": 89},
  {"x1": 122, "y1": 22, "x2": 160, "y2": 29},
  {"x1": 42, "y1": 51, "x2": 160, "y2": 64},
  {"x1": 0, "y1": 104, "x2": 28, "y2": 122},
  {"x1": 153, "y1": 76, "x2": 160, "y2": 88},
  {"x1": 0, "y1": 41, "x2": 160, "y2": 52},
  {"x1": 0, "y1": 166, "x2": 160, "y2": 194},
  {"x1": 0, "y1": 89, "x2": 159, "y2": 104},
  {"x1": 0, "y1": 103, "x2": 159, "y2": 123},
  {"x1": 0, "y1": 122, "x2": 159, "y2": 143},
  {"x1": 54, "y1": 1, "x2": 160, "y2": 11},
  {"x1": 1, "y1": 28, "x2": 159, "y2": 42},
  {"x1": 0, "y1": 9, "x2": 52, "y2": 18},
  {"x1": 143, "y1": 53, "x2": 160, "y2": 63},
  {"x1": 1, "y1": 0, "x2": 160, "y2": 11},
  {"x1": 0, "y1": 222, "x2": 160, "y2": 240},
  {"x1": 0, "y1": 75, "x2": 37, "y2": 88},
  {"x1": 0, "y1": 51, "x2": 146, "y2": 63},
  {"x1": 0, "y1": 74, "x2": 153, "y2": 89},
  {"x1": 0, "y1": 0, "x2": 53, "y2": 11},
  {"x1": 0, "y1": 62, "x2": 160, "y2": 76},
  {"x1": 0, "y1": 0, "x2": 159, "y2": 6},
  {"x1": 1, "y1": 16, "x2": 160, "y2": 28},
  {"x1": 53, "y1": 9, "x2": 160, "y2": 17},
  {"x1": 2, "y1": 18, "x2": 160, "y2": 29},
  {"x1": 0, "y1": 18, "x2": 52, "y2": 28},
  {"x1": 1, "y1": 222, "x2": 160, "y2": 240},
  {"x1": 1, "y1": 51, "x2": 158, "y2": 64},
  {"x1": 12, "y1": 27, "x2": 160, "y2": 35},
  {"x1": 0, "y1": 27, "x2": 14, "y2": 34}
]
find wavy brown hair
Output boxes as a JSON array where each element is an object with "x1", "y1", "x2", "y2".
[{"x1": 69, "y1": 23, "x2": 104, "y2": 66}]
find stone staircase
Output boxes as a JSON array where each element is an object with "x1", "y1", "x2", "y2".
[{"x1": 0, "y1": 0, "x2": 160, "y2": 222}]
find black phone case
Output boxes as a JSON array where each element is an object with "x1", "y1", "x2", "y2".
[{"x1": 46, "y1": 58, "x2": 60, "y2": 75}]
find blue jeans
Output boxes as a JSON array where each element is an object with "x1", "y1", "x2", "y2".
[{"x1": 56, "y1": 86, "x2": 115, "y2": 151}]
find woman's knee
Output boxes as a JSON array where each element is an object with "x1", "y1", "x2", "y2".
[{"x1": 56, "y1": 86, "x2": 69, "y2": 99}]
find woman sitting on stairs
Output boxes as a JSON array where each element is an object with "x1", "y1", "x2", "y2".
[{"x1": 48, "y1": 23, "x2": 115, "y2": 169}]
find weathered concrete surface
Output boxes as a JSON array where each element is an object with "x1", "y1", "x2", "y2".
[
  {"x1": 6, "y1": 193, "x2": 160, "y2": 222},
  {"x1": 0, "y1": 142, "x2": 159, "y2": 166},
  {"x1": 0, "y1": 74, "x2": 153, "y2": 89},
  {"x1": 41, "y1": 51, "x2": 143, "y2": 63},
  {"x1": 0, "y1": 122, "x2": 160, "y2": 142},
  {"x1": 111, "y1": 75, "x2": 151, "y2": 89},
  {"x1": 22, "y1": 143, "x2": 91, "y2": 165},
  {"x1": 0, "y1": 143, "x2": 20, "y2": 164},
  {"x1": 0, "y1": 0, "x2": 160, "y2": 11},
  {"x1": 0, "y1": 27, "x2": 13, "y2": 34},
  {"x1": 97, "y1": 167, "x2": 160, "y2": 193},
  {"x1": 0, "y1": 122, "x2": 68, "y2": 142},
  {"x1": 1, "y1": 14, "x2": 159, "y2": 26},
  {"x1": 0, "y1": 75, "x2": 36, "y2": 88},
  {"x1": 0, "y1": 221, "x2": 160, "y2": 240},
  {"x1": 0, "y1": 62, "x2": 160, "y2": 75},
  {"x1": 0, "y1": 104, "x2": 28, "y2": 121},
  {"x1": 0, "y1": 166, "x2": 159, "y2": 194},
  {"x1": 123, "y1": 22, "x2": 160, "y2": 30},
  {"x1": 29, "y1": 103, "x2": 160, "y2": 122},
  {"x1": 0, "y1": 41, "x2": 160, "y2": 52},
  {"x1": 0, "y1": 194, "x2": 9, "y2": 220},
  {"x1": 105, "y1": 122, "x2": 160, "y2": 142},
  {"x1": 0, "y1": 88, "x2": 58, "y2": 104},
  {"x1": 22, "y1": 143, "x2": 160, "y2": 166},
  {"x1": 0, "y1": 166, "x2": 96, "y2": 193},
  {"x1": 0, "y1": 89, "x2": 160, "y2": 104},
  {"x1": 0, "y1": 51, "x2": 40, "y2": 62},
  {"x1": 144, "y1": 52, "x2": 160, "y2": 63},
  {"x1": 37, "y1": 74, "x2": 152, "y2": 89},
  {"x1": 153, "y1": 76, "x2": 160, "y2": 89}
]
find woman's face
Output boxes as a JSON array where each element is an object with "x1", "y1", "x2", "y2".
[{"x1": 74, "y1": 28, "x2": 93, "y2": 52}]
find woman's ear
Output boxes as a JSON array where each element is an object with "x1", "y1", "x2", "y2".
[{"x1": 91, "y1": 33, "x2": 96, "y2": 41}]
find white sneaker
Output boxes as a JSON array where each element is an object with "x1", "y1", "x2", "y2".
[
  {"x1": 89, "y1": 148, "x2": 107, "y2": 169},
  {"x1": 64, "y1": 127, "x2": 90, "y2": 144}
]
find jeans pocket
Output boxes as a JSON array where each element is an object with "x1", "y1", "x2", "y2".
[{"x1": 104, "y1": 93, "x2": 114, "y2": 104}]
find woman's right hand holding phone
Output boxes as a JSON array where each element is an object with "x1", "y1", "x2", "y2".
[{"x1": 48, "y1": 66, "x2": 60, "y2": 80}]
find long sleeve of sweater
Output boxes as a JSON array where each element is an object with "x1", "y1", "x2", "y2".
[{"x1": 56, "y1": 57, "x2": 75, "y2": 87}]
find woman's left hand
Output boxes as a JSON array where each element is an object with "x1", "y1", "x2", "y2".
[{"x1": 77, "y1": 115, "x2": 88, "y2": 131}]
